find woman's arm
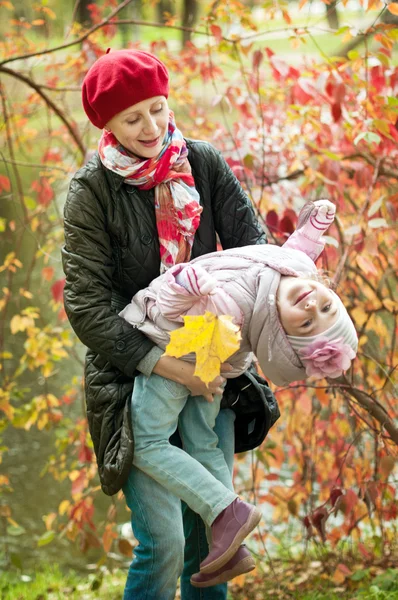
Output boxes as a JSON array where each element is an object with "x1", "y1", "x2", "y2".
[{"x1": 62, "y1": 176, "x2": 155, "y2": 377}]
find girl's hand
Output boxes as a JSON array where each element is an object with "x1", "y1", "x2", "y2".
[
  {"x1": 299, "y1": 199, "x2": 336, "y2": 241},
  {"x1": 152, "y1": 354, "x2": 228, "y2": 403}
]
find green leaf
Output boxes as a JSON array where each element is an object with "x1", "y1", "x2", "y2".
[
  {"x1": 0, "y1": 218, "x2": 6, "y2": 232},
  {"x1": 353, "y1": 132, "x2": 381, "y2": 146},
  {"x1": 347, "y1": 50, "x2": 360, "y2": 60},
  {"x1": 7, "y1": 525, "x2": 26, "y2": 536},
  {"x1": 37, "y1": 530, "x2": 55, "y2": 547},
  {"x1": 320, "y1": 150, "x2": 343, "y2": 161},
  {"x1": 368, "y1": 197, "x2": 385, "y2": 217},
  {"x1": 10, "y1": 553, "x2": 23, "y2": 570},
  {"x1": 350, "y1": 568, "x2": 370, "y2": 581},
  {"x1": 24, "y1": 196, "x2": 37, "y2": 210},
  {"x1": 368, "y1": 218, "x2": 388, "y2": 229}
]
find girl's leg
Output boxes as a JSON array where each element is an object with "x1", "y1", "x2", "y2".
[
  {"x1": 131, "y1": 373, "x2": 237, "y2": 527},
  {"x1": 122, "y1": 465, "x2": 185, "y2": 600},
  {"x1": 180, "y1": 409, "x2": 236, "y2": 600},
  {"x1": 178, "y1": 394, "x2": 234, "y2": 492}
]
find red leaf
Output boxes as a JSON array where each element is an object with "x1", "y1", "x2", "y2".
[
  {"x1": 51, "y1": 278, "x2": 65, "y2": 303},
  {"x1": 330, "y1": 488, "x2": 343, "y2": 507},
  {"x1": 280, "y1": 216, "x2": 295, "y2": 235},
  {"x1": 331, "y1": 102, "x2": 342, "y2": 123},
  {"x1": 31, "y1": 178, "x2": 54, "y2": 207},
  {"x1": 311, "y1": 506, "x2": 329, "y2": 542},
  {"x1": 319, "y1": 159, "x2": 341, "y2": 182},
  {"x1": 338, "y1": 489, "x2": 358, "y2": 515},
  {"x1": 71, "y1": 471, "x2": 86, "y2": 497},
  {"x1": 334, "y1": 82, "x2": 346, "y2": 103},
  {"x1": 358, "y1": 542, "x2": 373, "y2": 560},
  {"x1": 265, "y1": 210, "x2": 279, "y2": 232},
  {"x1": 252, "y1": 50, "x2": 263, "y2": 70},
  {"x1": 42, "y1": 149, "x2": 62, "y2": 163},
  {"x1": 265, "y1": 47, "x2": 274, "y2": 59},
  {"x1": 282, "y1": 208, "x2": 298, "y2": 227},
  {"x1": 0, "y1": 175, "x2": 11, "y2": 193},
  {"x1": 210, "y1": 24, "x2": 222, "y2": 42}
]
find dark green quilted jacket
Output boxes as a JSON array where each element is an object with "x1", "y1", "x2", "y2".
[{"x1": 62, "y1": 140, "x2": 269, "y2": 496}]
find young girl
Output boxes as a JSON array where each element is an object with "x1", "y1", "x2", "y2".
[{"x1": 120, "y1": 199, "x2": 358, "y2": 587}]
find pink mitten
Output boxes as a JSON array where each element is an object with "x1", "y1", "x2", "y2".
[
  {"x1": 175, "y1": 265, "x2": 217, "y2": 296},
  {"x1": 297, "y1": 200, "x2": 336, "y2": 242}
]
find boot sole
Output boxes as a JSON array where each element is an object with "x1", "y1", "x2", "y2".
[
  {"x1": 200, "y1": 506, "x2": 262, "y2": 574},
  {"x1": 191, "y1": 556, "x2": 255, "y2": 588}
]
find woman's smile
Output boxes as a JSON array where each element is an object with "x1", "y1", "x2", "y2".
[{"x1": 138, "y1": 136, "x2": 161, "y2": 147}]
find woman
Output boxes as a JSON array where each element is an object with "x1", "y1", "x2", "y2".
[{"x1": 62, "y1": 48, "x2": 274, "y2": 599}]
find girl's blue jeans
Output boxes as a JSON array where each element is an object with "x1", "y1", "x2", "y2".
[{"x1": 122, "y1": 373, "x2": 236, "y2": 600}]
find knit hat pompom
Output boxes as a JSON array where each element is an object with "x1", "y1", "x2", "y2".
[
  {"x1": 82, "y1": 49, "x2": 169, "y2": 129},
  {"x1": 288, "y1": 292, "x2": 358, "y2": 379}
]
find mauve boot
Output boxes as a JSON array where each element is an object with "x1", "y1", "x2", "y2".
[
  {"x1": 200, "y1": 498, "x2": 262, "y2": 574},
  {"x1": 191, "y1": 545, "x2": 255, "y2": 588}
]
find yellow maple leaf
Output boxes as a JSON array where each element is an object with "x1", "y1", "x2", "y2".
[{"x1": 165, "y1": 311, "x2": 241, "y2": 385}]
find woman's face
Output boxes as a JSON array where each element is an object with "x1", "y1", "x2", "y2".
[
  {"x1": 277, "y1": 277, "x2": 339, "y2": 337},
  {"x1": 106, "y1": 96, "x2": 169, "y2": 159}
]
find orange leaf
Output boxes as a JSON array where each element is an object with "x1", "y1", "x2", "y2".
[
  {"x1": 0, "y1": 175, "x2": 11, "y2": 193},
  {"x1": 379, "y1": 456, "x2": 396, "y2": 480},
  {"x1": 118, "y1": 538, "x2": 133, "y2": 557},
  {"x1": 356, "y1": 255, "x2": 378, "y2": 276},
  {"x1": 387, "y1": 3, "x2": 398, "y2": 15},
  {"x1": 42, "y1": 266, "x2": 54, "y2": 281},
  {"x1": 333, "y1": 563, "x2": 352, "y2": 584}
]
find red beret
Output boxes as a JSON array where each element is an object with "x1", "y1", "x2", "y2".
[{"x1": 82, "y1": 49, "x2": 169, "y2": 129}]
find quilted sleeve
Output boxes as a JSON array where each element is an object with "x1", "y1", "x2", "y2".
[
  {"x1": 62, "y1": 177, "x2": 155, "y2": 377},
  {"x1": 208, "y1": 145, "x2": 266, "y2": 249}
]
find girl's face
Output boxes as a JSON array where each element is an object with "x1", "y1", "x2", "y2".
[
  {"x1": 106, "y1": 96, "x2": 169, "y2": 159},
  {"x1": 277, "y1": 277, "x2": 339, "y2": 337}
]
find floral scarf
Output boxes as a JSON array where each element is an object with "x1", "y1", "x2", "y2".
[{"x1": 98, "y1": 112, "x2": 202, "y2": 273}]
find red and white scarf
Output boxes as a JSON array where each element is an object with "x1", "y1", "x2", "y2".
[{"x1": 98, "y1": 112, "x2": 202, "y2": 273}]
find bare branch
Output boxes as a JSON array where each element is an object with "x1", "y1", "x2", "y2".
[
  {"x1": 0, "y1": 66, "x2": 86, "y2": 157},
  {"x1": 0, "y1": 0, "x2": 134, "y2": 68}
]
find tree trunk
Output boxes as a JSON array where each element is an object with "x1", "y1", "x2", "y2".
[
  {"x1": 325, "y1": 0, "x2": 339, "y2": 30},
  {"x1": 76, "y1": 0, "x2": 92, "y2": 27},
  {"x1": 156, "y1": 0, "x2": 174, "y2": 24},
  {"x1": 120, "y1": 0, "x2": 142, "y2": 45},
  {"x1": 181, "y1": 0, "x2": 198, "y2": 46}
]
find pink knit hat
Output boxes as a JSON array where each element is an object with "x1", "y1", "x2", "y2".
[{"x1": 82, "y1": 49, "x2": 169, "y2": 129}]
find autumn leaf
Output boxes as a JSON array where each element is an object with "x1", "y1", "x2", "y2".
[
  {"x1": 0, "y1": 175, "x2": 11, "y2": 193},
  {"x1": 379, "y1": 456, "x2": 396, "y2": 480},
  {"x1": 51, "y1": 278, "x2": 65, "y2": 303},
  {"x1": 165, "y1": 312, "x2": 241, "y2": 385},
  {"x1": 387, "y1": 2, "x2": 398, "y2": 15}
]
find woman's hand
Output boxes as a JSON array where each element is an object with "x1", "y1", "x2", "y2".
[{"x1": 152, "y1": 355, "x2": 231, "y2": 402}]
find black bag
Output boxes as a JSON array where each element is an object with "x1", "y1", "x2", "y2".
[{"x1": 222, "y1": 366, "x2": 280, "y2": 453}]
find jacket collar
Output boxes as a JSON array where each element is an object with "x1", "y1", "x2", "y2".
[{"x1": 103, "y1": 163, "x2": 125, "y2": 192}]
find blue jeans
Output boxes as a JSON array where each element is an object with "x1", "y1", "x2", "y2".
[{"x1": 122, "y1": 374, "x2": 236, "y2": 600}]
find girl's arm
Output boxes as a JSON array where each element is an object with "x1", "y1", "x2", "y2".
[
  {"x1": 155, "y1": 264, "x2": 243, "y2": 324},
  {"x1": 282, "y1": 199, "x2": 336, "y2": 261}
]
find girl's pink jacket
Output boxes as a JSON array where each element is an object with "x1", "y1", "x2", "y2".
[{"x1": 120, "y1": 212, "x2": 325, "y2": 386}]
